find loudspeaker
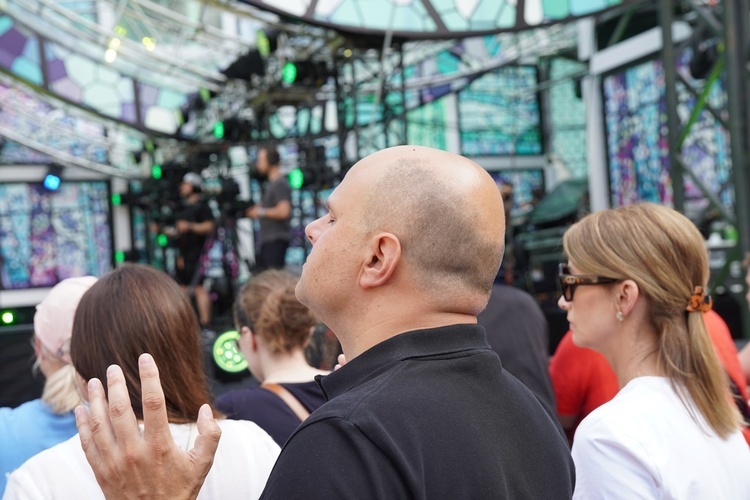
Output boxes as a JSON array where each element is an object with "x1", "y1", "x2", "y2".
[{"x1": 0, "y1": 325, "x2": 44, "y2": 408}]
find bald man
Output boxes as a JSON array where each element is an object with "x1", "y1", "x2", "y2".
[{"x1": 76, "y1": 146, "x2": 575, "y2": 499}]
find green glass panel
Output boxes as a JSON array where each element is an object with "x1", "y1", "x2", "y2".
[
  {"x1": 12, "y1": 58, "x2": 43, "y2": 85},
  {"x1": 570, "y1": 0, "x2": 608, "y2": 16},
  {"x1": 542, "y1": 0, "x2": 568, "y2": 18},
  {"x1": 0, "y1": 16, "x2": 13, "y2": 37}
]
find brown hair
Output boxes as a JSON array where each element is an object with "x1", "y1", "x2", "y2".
[
  {"x1": 233, "y1": 269, "x2": 317, "y2": 355},
  {"x1": 71, "y1": 264, "x2": 214, "y2": 423},
  {"x1": 563, "y1": 203, "x2": 741, "y2": 438}
]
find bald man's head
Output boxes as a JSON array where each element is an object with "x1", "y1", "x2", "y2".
[{"x1": 356, "y1": 146, "x2": 505, "y2": 313}]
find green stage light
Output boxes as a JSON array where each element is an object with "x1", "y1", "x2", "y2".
[
  {"x1": 151, "y1": 164, "x2": 162, "y2": 179},
  {"x1": 114, "y1": 250, "x2": 125, "y2": 263},
  {"x1": 213, "y1": 330, "x2": 248, "y2": 373},
  {"x1": 289, "y1": 168, "x2": 304, "y2": 189},
  {"x1": 282, "y1": 62, "x2": 297, "y2": 84},
  {"x1": 111, "y1": 193, "x2": 122, "y2": 206},
  {"x1": 213, "y1": 121, "x2": 225, "y2": 139},
  {"x1": 1, "y1": 311, "x2": 14, "y2": 325},
  {"x1": 157, "y1": 233, "x2": 168, "y2": 247},
  {"x1": 257, "y1": 30, "x2": 271, "y2": 58}
]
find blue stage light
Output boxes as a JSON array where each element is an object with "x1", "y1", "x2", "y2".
[{"x1": 43, "y1": 165, "x2": 63, "y2": 191}]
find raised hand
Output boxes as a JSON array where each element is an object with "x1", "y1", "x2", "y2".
[{"x1": 75, "y1": 353, "x2": 221, "y2": 499}]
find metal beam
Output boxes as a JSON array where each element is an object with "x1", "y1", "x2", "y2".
[
  {"x1": 723, "y1": 0, "x2": 750, "y2": 338},
  {"x1": 659, "y1": 0, "x2": 685, "y2": 210}
]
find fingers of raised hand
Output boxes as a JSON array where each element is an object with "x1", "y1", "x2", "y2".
[
  {"x1": 138, "y1": 354, "x2": 172, "y2": 451},
  {"x1": 190, "y1": 404, "x2": 222, "y2": 483}
]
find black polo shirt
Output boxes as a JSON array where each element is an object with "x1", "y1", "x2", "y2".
[{"x1": 260, "y1": 324, "x2": 575, "y2": 499}]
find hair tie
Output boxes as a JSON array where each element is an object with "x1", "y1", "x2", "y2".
[{"x1": 685, "y1": 286, "x2": 713, "y2": 313}]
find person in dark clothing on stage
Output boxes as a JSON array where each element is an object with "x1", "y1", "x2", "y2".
[
  {"x1": 245, "y1": 146, "x2": 292, "y2": 271},
  {"x1": 174, "y1": 172, "x2": 215, "y2": 328},
  {"x1": 75, "y1": 145, "x2": 575, "y2": 499}
]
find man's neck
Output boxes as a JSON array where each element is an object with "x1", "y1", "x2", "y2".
[
  {"x1": 338, "y1": 310, "x2": 478, "y2": 361},
  {"x1": 267, "y1": 166, "x2": 281, "y2": 182}
]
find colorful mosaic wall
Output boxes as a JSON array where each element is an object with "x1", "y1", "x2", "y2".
[
  {"x1": 0, "y1": 182, "x2": 112, "y2": 289},
  {"x1": 603, "y1": 52, "x2": 732, "y2": 210}
]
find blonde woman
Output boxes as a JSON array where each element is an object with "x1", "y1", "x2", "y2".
[
  {"x1": 558, "y1": 203, "x2": 750, "y2": 498},
  {"x1": 0, "y1": 276, "x2": 96, "y2": 494},
  {"x1": 214, "y1": 269, "x2": 328, "y2": 446}
]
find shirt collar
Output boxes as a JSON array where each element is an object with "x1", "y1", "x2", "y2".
[{"x1": 316, "y1": 324, "x2": 490, "y2": 401}]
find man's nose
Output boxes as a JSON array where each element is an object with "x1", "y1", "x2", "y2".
[{"x1": 305, "y1": 218, "x2": 322, "y2": 244}]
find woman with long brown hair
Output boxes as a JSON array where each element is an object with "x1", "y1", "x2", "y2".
[
  {"x1": 559, "y1": 203, "x2": 750, "y2": 498},
  {"x1": 5, "y1": 264, "x2": 279, "y2": 499}
]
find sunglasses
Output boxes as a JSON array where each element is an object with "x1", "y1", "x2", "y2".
[{"x1": 558, "y1": 264, "x2": 618, "y2": 301}]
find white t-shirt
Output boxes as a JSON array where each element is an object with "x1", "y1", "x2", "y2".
[
  {"x1": 572, "y1": 376, "x2": 750, "y2": 499},
  {"x1": 3, "y1": 419, "x2": 280, "y2": 500}
]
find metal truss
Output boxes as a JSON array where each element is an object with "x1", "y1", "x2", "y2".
[
  {"x1": 0, "y1": 73, "x2": 149, "y2": 178},
  {"x1": 659, "y1": 0, "x2": 750, "y2": 335}
]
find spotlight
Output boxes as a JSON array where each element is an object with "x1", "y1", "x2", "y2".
[
  {"x1": 43, "y1": 164, "x2": 63, "y2": 192},
  {"x1": 1, "y1": 310, "x2": 14, "y2": 325},
  {"x1": 221, "y1": 50, "x2": 266, "y2": 81},
  {"x1": 212, "y1": 330, "x2": 248, "y2": 373},
  {"x1": 280, "y1": 61, "x2": 331, "y2": 87}
]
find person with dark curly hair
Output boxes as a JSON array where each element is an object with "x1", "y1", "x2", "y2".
[{"x1": 214, "y1": 269, "x2": 328, "y2": 446}]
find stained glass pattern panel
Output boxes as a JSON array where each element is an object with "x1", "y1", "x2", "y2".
[
  {"x1": 0, "y1": 182, "x2": 112, "y2": 289},
  {"x1": 459, "y1": 66, "x2": 542, "y2": 156},
  {"x1": 548, "y1": 58, "x2": 587, "y2": 179},
  {"x1": 603, "y1": 53, "x2": 732, "y2": 211}
]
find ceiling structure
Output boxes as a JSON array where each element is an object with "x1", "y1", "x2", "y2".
[
  {"x1": 0, "y1": 0, "x2": 636, "y2": 178},
  {"x1": 241, "y1": 0, "x2": 642, "y2": 38}
]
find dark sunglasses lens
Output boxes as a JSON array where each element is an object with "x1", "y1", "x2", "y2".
[{"x1": 561, "y1": 282, "x2": 574, "y2": 301}]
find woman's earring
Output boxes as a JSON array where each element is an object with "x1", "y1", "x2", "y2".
[{"x1": 616, "y1": 311, "x2": 624, "y2": 322}]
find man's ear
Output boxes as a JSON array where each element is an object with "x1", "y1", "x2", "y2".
[{"x1": 360, "y1": 232, "x2": 401, "y2": 289}]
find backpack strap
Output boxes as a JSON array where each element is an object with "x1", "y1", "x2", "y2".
[{"x1": 261, "y1": 382, "x2": 311, "y2": 422}]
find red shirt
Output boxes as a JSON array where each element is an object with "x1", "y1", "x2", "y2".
[{"x1": 549, "y1": 310, "x2": 750, "y2": 444}]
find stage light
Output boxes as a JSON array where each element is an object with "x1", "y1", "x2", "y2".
[
  {"x1": 257, "y1": 30, "x2": 271, "y2": 58},
  {"x1": 151, "y1": 164, "x2": 162, "y2": 179},
  {"x1": 1, "y1": 311, "x2": 14, "y2": 325},
  {"x1": 141, "y1": 36, "x2": 156, "y2": 52},
  {"x1": 104, "y1": 48, "x2": 117, "y2": 63},
  {"x1": 288, "y1": 167, "x2": 318, "y2": 190},
  {"x1": 281, "y1": 61, "x2": 330, "y2": 87},
  {"x1": 282, "y1": 62, "x2": 298, "y2": 84},
  {"x1": 43, "y1": 165, "x2": 63, "y2": 192},
  {"x1": 114, "y1": 251, "x2": 125, "y2": 263},
  {"x1": 256, "y1": 29, "x2": 279, "y2": 58},
  {"x1": 221, "y1": 50, "x2": 266, "y2": 81},
  {"x1": 111, "y1": 193, "x2": 122, "y2": 206},
  {"x1": 213, "y1": 121, "x2": 225, "y2": 139},
  {"x1": 156, "y1": 233, "x2": 168, "y2": 247},
  {"x1": 289, "y1": 168, "x2": 304, "y2": 189},
  {"x1": 212, "y1": 330, "x2": 248, "y2": 373}
]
